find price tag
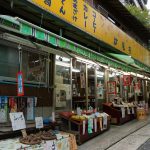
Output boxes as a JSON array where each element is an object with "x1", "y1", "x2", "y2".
[
  {"x1": 9, "y1": 112, "x2": 26, "y2": 131},
  {"x1": 35, "y1": 117, "x2": 43, "y2": 129}
]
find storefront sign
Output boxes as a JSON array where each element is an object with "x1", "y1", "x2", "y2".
[
  {"x1": 9, "y1": 112, "x2": 26, "y2": 131},
  {"x1": 123, "y1": 75, "x2": 131, "y2": 86},
  {"x1": 17, "y1": 72, "x2": 24, "y2": 96},
  {"x1": 35, "y1": 117, "x2": 43, "y2": 129},
  {"x1": 29, "y1": 0, "x2": 150, "y2": 66},
  {"x1": 107, "y1": 81, "x2": 116, "y2": 95}
]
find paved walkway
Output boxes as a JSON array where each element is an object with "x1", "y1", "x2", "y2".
[
  {"x1": 138, "y1": 138, "x2": 150, "y2": 150},
  {"x1": 78, "y1": 116, "x2": 150, "y2": 150}
]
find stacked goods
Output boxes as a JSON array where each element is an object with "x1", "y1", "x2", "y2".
[
  {"x1": 19, "y1": 130, "x2": 57, "y2": 144},
  {"x1": 19, "y1": 134, "x2": 41, "y2": 145},
  {"x1": 71, "y1": 115, "x2": 86, "y2": 121}
]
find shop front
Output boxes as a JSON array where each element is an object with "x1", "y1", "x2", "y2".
[{"x1": 0, "y1": 15, "x2": 150, "y2": 147}]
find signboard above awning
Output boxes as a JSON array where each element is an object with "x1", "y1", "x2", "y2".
[{"x1": 27, "y1": 0, "x2": 150, "y2": 67}]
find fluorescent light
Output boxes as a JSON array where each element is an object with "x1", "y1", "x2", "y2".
[
  {"x1": 97, "y1": 71, "x2": 104, "y2": 76},
  {"x1": 76, "y1": 56, "x2": 109, "y2": 69},
  {"x1": 56, "y1": 61, "x2": 70, "y2": 67},
  {"x1": 137, "y1": 74, "x2": 144, "y2": 78},
  {"x1": 97, "y1": 75, "x2": 103, "y2": 78},
  {"x1": 87, "y1": 65, "x2": 93, "y2": 69},
  {"x1": 108, "y1": 17, "x2": 115, "y2": 24},
  {"x1": 130, "y1": 72, "x2": 136, "y2": 76},
  {"x1": 72, "y1": 68, "x2": 80, "y2": 73},
  {"x1": 56, "y1": 55, "x2": 70, "y2": 62}
]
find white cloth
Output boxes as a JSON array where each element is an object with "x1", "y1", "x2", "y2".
[
  {"x1": 127, "y1": 107, "x2": 130, "y2": 114},
  {"x1": 100, "y1": 113, "x2": 108, "y2": 129},
  {"x1": 121, "y1": 107, "x2": 125, "y2": 118},
  {"x1": 132, "y1": 107, "x2": 135, "y2": 114}
]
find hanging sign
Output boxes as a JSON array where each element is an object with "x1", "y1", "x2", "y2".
[
  {"x1": 134, "y1": 81, "x2": 141, "y2": 93},
  {"x1": 9, "y1": 112, "x2": 26, "y2": 131},
  {"x1": 107, "y1": 81, "x2": 116, "y2": 95},
  {"x1": 17, "y1": 72, "x2": 24, "y2": 96},
  {"x1": 123, "y1": 75, "x2": 131, "y2": 86}
]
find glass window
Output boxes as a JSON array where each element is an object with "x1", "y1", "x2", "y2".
[
  {"x1": 97, "y1": 67, "x2": 105, "y2": 99},
  {"x1": 0, "y1": 45, "x2": 19, "y2": 78},
  {"x1": 88, "y1": 64, "x2": 96, "y2": 108},
  {"x1": 55, "y1": 55, "x2": 71, "y2": 84},
  {"x1": 88, "y1": 65, "x2": 95, "y2": 96},
  {"x1": 55, "y1": 55, "x2": 71, "y2": 108},
  {"x1": 72, "y1": 60, "x2": 86, "y2": 97},
  {"x1": 22, "y1": 51, "x2": 47, "y2": 83}
]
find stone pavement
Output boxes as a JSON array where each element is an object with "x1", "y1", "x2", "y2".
[
  {"x1": 78, "y1": 116, "x2": 150, "y2": 150},
  {"x1": 138, "y1": 138, "x2": 150, "y2": 150}
]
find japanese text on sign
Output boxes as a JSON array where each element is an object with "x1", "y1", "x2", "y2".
[
  {"x1": 30, "y1": 0, "x2": 150, "y2": 66},
  {"x1": 9, "y1": 112, "x2": 26, "y2": 131},
  {"x1": 17, "y1": 72, "x2": 24, "y2": 96},
  {"x1": 35, "y1": 117, "x2": 44, "y2": 129}
]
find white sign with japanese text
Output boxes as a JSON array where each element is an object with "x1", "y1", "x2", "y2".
[
  {"x1": 9, "y1": 112, "x2": 26, "y2": 131},
  {"x1": 35, "y1": 117, "x2": 43, "y2": 129}
]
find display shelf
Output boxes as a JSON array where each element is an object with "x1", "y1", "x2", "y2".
[{"x1": 59, "y1": 112, "x2": 110, "y2": 145}]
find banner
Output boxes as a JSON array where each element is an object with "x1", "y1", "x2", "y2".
[
  {"x1": 123, "y1": 75, "x2": 131, "y2": 86},
  {"x1": 107, "y1": 81, "x2": 116, "y2": 95},
  {"x1": 17, "y1": 72, "x2": 24, "y2": 96}
]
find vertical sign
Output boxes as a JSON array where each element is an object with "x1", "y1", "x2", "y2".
[
  {"x1": 107, "y1": 81, "x2": 116, "y2": 95},
  {"x1": 17, "y1": 72, "x2": 24, "y2": 96},
  {"x1": 123, "y1": 75, "x2": 131, "y2": 86}
]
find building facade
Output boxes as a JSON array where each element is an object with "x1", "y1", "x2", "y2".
[{"x1": 0, "y1": 0, "x2": 149, "y2": 132}]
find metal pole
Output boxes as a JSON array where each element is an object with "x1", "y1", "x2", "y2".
[
  {"x1": 52, "y1": 55, "x2": 56, "y2": 112},
  {"x1": 120, "y1": 75, "x2": 123, "y2": 98},
  {"x1": 94, "y1": 67, "x2": 98, "y2": 109},
  {"x1": 18, "y1": 45, "x2": 22, "y2": 72},
  {"x1": 85, "y1": 63, "x2": 88, "y2": 110},
  {"x1": 104, "y1": 69, "x2": 109, "y2": 102},
  {"x1": 70, "y1": 58, "x2": 73, "y2": 111},
  {"x1": 60, "y1": 28, "x2": 63, "y2": 37}
]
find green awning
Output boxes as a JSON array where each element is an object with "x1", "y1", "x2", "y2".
[
  {"x1": 0, "y1": 15, "x2": 150, "y2": 73},
  {"x1": 107, "y1": 53, "x2": 143, "y2": 69},
  {"x1": 107, "y1": 53, "x2": 134, "y2": 64}
]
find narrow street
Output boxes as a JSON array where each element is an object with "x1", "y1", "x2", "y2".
[{"x1": 79, "y1": 116, "x2": 150, "y2": 150}]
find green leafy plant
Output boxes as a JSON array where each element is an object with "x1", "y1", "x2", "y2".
[{"x1": 126, "y1": 4, "x2": 150, "y2": 28}]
